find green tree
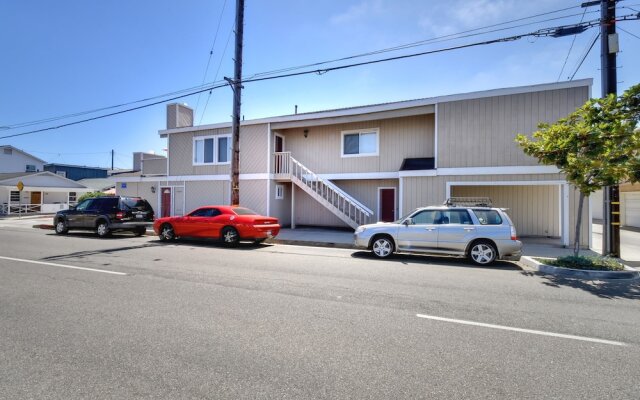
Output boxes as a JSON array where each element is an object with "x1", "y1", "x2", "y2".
[
  {"x1": 77, "y1": 191, "x2": 108, "y2": 203},
  {"x1": 516, "y1": 84, "x2": 640, "y2": 256}
]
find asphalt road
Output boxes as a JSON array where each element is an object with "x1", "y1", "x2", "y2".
[{"x1": 1, "y1": 226, "x2": 639, "y2": 399}]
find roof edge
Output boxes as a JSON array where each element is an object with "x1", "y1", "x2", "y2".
[{"x1": 159, "y1": 78, "x2": 593, "y2": 137}]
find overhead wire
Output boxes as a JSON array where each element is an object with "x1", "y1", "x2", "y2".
[
  {"x1": 193, "y1": 0, "x2": 228, "y2": 116},
  {"x1": 1, "y1": 3, "x2": 590, "y2": 131},
  {"x1": 617, "y1": 26, "x2": 640, "y2": 39},
  {"x1": 557, "y1": 6, "x2": 590, "y2": 81},
  {"x1": 199, "y1": 27, "x2": 234, "y2": 124},
  {"x1": 2, "y1": 12, "x2": 638, "y2": 139},
  {"x1": 569, "y1": 32, "x2": 600, "y2": 81}
]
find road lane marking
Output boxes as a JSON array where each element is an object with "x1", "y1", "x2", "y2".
[
  {"x1": 416, "y1": 313, "x2": 626, "y2": 346},
  {"x1": 0, "y1": 255, "x2": 127, "y2": 276}
]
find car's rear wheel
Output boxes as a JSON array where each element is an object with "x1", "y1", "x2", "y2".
[
  {"x1": 159, "y1": 224, "x2": 175, "y2": 241},
  {"x1": 96, "y1": 220, "x2": 111, "y2": 238},
  {"x1": 468, "y1": 240, "x2": 497, "y2": 265},
  {"x1": 134, "y1": 227, "x2": 146, "y2": 237},
  {"x1": 221, "y1": 227, "x2": 240, "y2": 247},
  {"x1": 54, "y1": 219, "x2": 68, "y2": 235},
  {"x1": 371, "y1": 235, "x2": 394, "y2": 259}
]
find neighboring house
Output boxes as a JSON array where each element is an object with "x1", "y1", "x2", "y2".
[
  {"x1": 77, "y1": 177, "x2": 118, "y2": 194},
  {"x1": 44, "y1": 163, "x2": 109, "y2": 180},
  {"x1": 0, "y1": 172, "x2": 93, "y2": 215},
  {"x1": 116, "y1": 79, "x2": 593, "y2": 247},
  {"x1": 0, "y1": 145, "x2": 46, "y2": 173}
]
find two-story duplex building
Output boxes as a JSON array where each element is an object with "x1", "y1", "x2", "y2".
[{"x1": 116, "y1": 79, "x2": 593, "y2": 247}]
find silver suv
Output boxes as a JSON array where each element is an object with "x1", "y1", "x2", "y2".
[{"x1": 354, "y1": 200, "x2": 522, "y2": 265}]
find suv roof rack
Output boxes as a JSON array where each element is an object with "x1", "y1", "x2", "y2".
[{"x1": 444, "y1": 197, "x2": 492, "y2": 207}]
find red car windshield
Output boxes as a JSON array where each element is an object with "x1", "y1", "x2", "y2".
[{"x1": 231, "y1": 207, "x2": 258, "y2": 215}]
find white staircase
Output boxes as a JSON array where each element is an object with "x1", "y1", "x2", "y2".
[{"x1": 274, "y1": 152, "x2": 373, "y2": 229}]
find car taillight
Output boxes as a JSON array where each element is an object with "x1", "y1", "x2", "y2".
[
  {"x1": 115, "y1": 211, "x2": 125, "y2": 220},
  {"x1": 510, "y1": 226, "x2": 517, "y2": 240}
]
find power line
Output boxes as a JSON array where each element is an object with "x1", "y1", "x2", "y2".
[
  {"x1": 557, "y1": 6, "x2": 589, "y2": 81},
  {"x1": 193, "y1": 0, "x2": 228, "y2": 116},
  {"x1": 199, "y1": 27, "x2": 234, "y2": 124},
  {"x1": 617, "y1": 25, "x2": 640, "y2": 39},
  {"x1": 569, "y1": 32, "x2": 600, "y2": 80},
  {"x1": 2, "y1": 14, "x2": 638, "y2": 140},
  {"x1": 1, "y1": 3, "x2": 590, "y2": 131}
]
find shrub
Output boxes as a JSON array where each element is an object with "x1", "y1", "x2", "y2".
[{"x1": 539, "y1": 255, "x2": 625, "y2": 271}]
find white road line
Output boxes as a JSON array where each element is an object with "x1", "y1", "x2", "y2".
[
  {"x1": 416, "y1": 313, "x2": 626, "y2": 347},
  {"x1": 0, "y1": 255, "x2": 127, "y2": 276}
]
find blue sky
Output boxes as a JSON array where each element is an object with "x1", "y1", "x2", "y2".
[{"x1": 1, "y1": 0, "x2": 639, "y2": 169}]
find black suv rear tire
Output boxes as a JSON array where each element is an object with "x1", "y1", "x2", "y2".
[{"x1": 96, "y1": 220, "x2": 111, "y2": 238}]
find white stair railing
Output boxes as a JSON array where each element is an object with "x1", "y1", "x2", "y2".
[{"x1": 277, "y1": 153, "x2": 372, "y2": 228}]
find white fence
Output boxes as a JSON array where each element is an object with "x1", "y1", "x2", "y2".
[{"x1": 0, "y1": 203, "x2": 68, "y2": 215}]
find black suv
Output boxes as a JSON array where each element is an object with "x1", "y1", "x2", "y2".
[{"x1": 54, "y1": 196, "x2": 154, "y2": 237}]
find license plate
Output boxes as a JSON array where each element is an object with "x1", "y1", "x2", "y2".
[{"x1": 136, "y1": 214, "x2": 144, "y2": 219}]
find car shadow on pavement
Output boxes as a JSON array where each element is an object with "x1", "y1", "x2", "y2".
[
  {"x1": 350, "y1": 251, "x2": 521, "y2": 270},
  {"x1": 520, "y1": 271, "x2": 640, "y2": 300},
  {"x1": 47, "y1": 232, "x2": 144, "y2": 240},
  {"x1": 150, "y1": 237, "x2": 272, "y2": 250}
]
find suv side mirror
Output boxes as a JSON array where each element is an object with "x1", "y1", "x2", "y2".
[{"x1": 403, "y1": 218, "x2": 413, "y2": 226}]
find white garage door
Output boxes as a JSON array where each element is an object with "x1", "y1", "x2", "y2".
[{"x1": 622, "y1": 192, "x2": 640, "y2": 228}]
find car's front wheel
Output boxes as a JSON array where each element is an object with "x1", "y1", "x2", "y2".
[
  {"x1": 54, "y1": 219, "x2": 68, "y2": 235},
  {"x1": 96, "y1": 221, "x2": 111, "y2": 238},
  {"x1": 371, "y1": 235, "x2": 394, "y2": 259},
  {"x1": 468, "y1": 240, "x2": 497, "y2": 265},
  {"x1": 159, "y1": 224, "x2": 175, "y2": 241}
]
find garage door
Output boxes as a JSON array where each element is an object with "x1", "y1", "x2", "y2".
[
  {"x1": 622, "y1": 192, "x2": 640, "y2": 228},
  {"x1": 452, "y1": 185, "x2": 560, "y2": 237}
]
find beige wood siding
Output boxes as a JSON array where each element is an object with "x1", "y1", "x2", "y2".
[
  {"x1": 293, "y1": 185, "x2": 346, "y2": 227},
  {"x1": 239, "y1": 124, "x2": 269, "y2": 174},
  {"x1": 169, "y1": 128, "x2": 231, "y2": 176},
  {"x1": 275, "y1": 114, "x2": 434, "y2": 174},
  {"x1": 184, "y1": 181, "x2": 229, "y2": 213},
  {"x1": 401, "y1": 174, "x2": 589, "y2": 245},
  {"x1": 238, "y1": 180, "x2": 268, "y2": 216},
  {"x1": 334, "y1": 179, "x2": 399, "y2": 222},
  {"x1": 270, "y1": 181, "x2": 292, "y2": 226},
  {"x1": 452, "y1": 185, "x2": 560, "y2": 237},
  {"x1": 141, "y1": 158, "x2": 167, "y2": 175},
  {"x1": 168, "y1": 125, "x2": 267, "y2": 176},
  {"x1": 437, "y1": 86, "x2": 589, "y2": 168}
]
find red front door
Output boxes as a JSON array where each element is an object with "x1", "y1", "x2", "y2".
[
  {"x1": 380, "y1": 188, "x2": 395, "y2": 222},
  {"x1": 161, "y1": 188, "x2": 171, "y2": 218}
]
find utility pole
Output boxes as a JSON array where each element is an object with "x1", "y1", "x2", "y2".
[
  {"x1": 599, "y1": 0, "x2": 620, "y2": 257},
  {"x1": 111, "y1": 149, "x2": 114, "y2": 170},
  {"x1": 229, "y1": 0, "x2": 244, "y2": 206}
]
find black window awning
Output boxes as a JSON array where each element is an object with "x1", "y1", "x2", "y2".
[{"x1": 400, "y1": 157, "x2": 435, "y2": 171}]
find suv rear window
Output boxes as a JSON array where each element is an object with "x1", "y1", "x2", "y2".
[
  {"x1": 121, "y1": 197, "x2": 152, "y2": 211},
  {"x1": 472, "y1": 209, "x2": 503, "y2": 225}
]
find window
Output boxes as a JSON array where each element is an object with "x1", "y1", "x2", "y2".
[
  {"x1": 439, "y1": 210, "x2": 473, "y2": 225},
  {"x1": 75, "y1": 199, "x2": 93, "y2": 211},
  {"x1": 410, "y1": 210, "x2": 439, "y2": 224},
  {"x1": 68, "y1": 192, "x2": 77, "y2": 204},
  {"x1": 472, "y1": 209, "x2": 503, "y2": 225},
  {"x1": 10, "y1": 191, "x2": 20, "y2": 202},
  {"x1": 3, "y1": 148, "x2": 12, "y2": 155},
  {"x1": 25, "y1": 164, "x2": 37, "y2": 172},
  {"x1": 341, "y1": 129, "x2": 379, "y2": 157},
  {"x1": 193, "y1": 135, "x2": 231, "y2": 165},
  {"x1": 189, "y1": 208, "x2": 221, "y2": 217},
  {"x1": 56, "y1": 171, "x2": 67, "y2": 178},
  {"x1": 275, "y1": 184, "x2": 284, "y2": 200}
]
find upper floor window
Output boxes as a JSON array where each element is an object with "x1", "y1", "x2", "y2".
[
  {"x1": 341, "y1": 128, "x2": 379, "y2": 157},
  {"x1": 56, "y1": 171, "x2": 67, "y2": 178},
  {"x1": 193, "y1": 135, "x2": 231, "y2": 165},
  {"x1": 3, "y1": 148, "x2": 12, "y2": 155},
  {"x1": 25, "y1": 164, "x2": 37, "y2": 172}
]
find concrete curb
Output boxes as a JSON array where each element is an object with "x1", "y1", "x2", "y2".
[
  {"x1": 520, "y1": 256, "x2": 640, "y2": 280},
  {"x1": 265, "y1": 238, "x2": 356, "y2": 250}
]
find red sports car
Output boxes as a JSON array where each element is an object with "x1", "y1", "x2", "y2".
[{"x1": 153, "y1": 205, "x2": 280, "y2": 245}]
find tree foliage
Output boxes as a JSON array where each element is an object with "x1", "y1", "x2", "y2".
[
  {"x1": 516, "y1": 84, "x2": 640, "y2": 255},
  {"x1": 77, "y1": 191, "x2": 108, "y2": 203}
]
